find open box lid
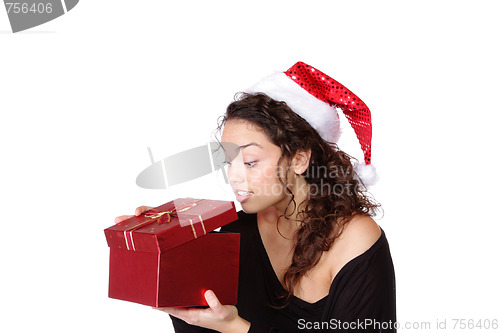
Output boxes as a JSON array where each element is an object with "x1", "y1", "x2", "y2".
[{"x1": 104, "y1": 198, "x2": 238, "y2": 253}]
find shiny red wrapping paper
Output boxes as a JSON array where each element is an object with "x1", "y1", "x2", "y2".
[{"x1": 104, "y1": 198, "x2": 240, "y2": 307}]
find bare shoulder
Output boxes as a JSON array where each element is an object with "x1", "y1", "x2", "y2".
[
  {"x1": 325, "y1": 215, "x2": 382, "y2": 278},
  {"x1": 339, "y1": 214, "x2": 382, "y2": 250}
]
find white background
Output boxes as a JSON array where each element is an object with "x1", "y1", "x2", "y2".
[{"x1": 1, "y1": 1, "x2": 499, "y2": 332}]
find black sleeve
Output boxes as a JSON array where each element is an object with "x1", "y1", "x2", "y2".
[
  {"x1": 247, "y1": 324, "x2": 282, "y2": 333},
  {"x1": 172, "y1": 316, "x2": 271, "y2": 333}
]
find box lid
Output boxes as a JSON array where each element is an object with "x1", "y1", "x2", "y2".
[{"x1": 104, "y1": 198, "x2": 237, "y2": 253}]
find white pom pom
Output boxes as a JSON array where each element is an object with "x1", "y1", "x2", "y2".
[{"x1": 354, "y1": 163, "x2": 379, "y2": 188}]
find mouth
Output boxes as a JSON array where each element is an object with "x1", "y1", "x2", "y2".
[{"x1": 234, "y1": 189, "x2": 254, "y2": 203}]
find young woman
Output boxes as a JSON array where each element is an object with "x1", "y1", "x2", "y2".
[{"x1": 116, "y1": 63, "x2": 396, "y2": 332}]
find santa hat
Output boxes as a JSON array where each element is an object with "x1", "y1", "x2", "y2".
[{"x1": 245, "y1": 61, "x2": 378, "y2": 186}]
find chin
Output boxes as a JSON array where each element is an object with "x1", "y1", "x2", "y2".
[
  {"x1": 239, "y1": 195, "x2": 283, "y2": 215},
  {"x1": 236, "y1": 196, "x2": 265, "y2": 214},
  {"x1": 239, "y1": 202, "x2": 260, "y2": 214}
]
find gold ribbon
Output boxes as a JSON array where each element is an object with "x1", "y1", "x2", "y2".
[{"x1": 123, "y1": 199, "x2": 206, "y2": 251}]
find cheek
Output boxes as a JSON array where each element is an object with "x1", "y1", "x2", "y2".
[{"x1": 247, "y1": 164, "x2": 283, "y2": 191}]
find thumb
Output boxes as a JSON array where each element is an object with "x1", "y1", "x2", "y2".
[{"x1": 204, "y1": 290, "x2": 223, "y2": 314}]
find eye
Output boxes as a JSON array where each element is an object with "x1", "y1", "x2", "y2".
[{"x1": 245, "y1": 161, "x2": 257, "y2": 168}]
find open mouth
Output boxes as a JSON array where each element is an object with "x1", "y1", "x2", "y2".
[
  {"x1": 234, "y1": 189, "x2": 254, "y2": 203},
  {"x1": 236, "y1": 190, "x2": 252, "y2": 196}
]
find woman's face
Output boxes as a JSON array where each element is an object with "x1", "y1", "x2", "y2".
[{"x1": 221, "y1": 119, "x2": 289, "y2": 214}]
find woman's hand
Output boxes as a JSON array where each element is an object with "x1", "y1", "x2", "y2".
[
  {"x1": 114, "y1": 206, "x2": 153, "y2": 224},
  {"x1": 156, "y1": 290, "x2": 250, "y2": 333}
]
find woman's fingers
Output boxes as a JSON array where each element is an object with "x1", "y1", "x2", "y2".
[
  {"x1": 155, "y1": 307, "x2": 201, "y2": 325},
  {"x1": 114, "y1": 205, "x2": 153, "y2": 224},
  {"x1": 114, "y1": 215, "x2": 133, "y2": 224},
  {"x1": 154, "y1": 291, "x2": 225, "y2": 321},
  {"x1": 135, "y1": 206, "x2": 153, "y2": 216},
  {"x1": 154, "y1": 292, "x2": 246, "y2": 332},
  {"x1": 204, "y1": 290, "x2": 225, "y2": 317}
]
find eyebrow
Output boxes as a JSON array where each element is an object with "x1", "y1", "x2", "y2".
[{"x1": 239, "y1": 142, "x2": 263, "y2": 149}]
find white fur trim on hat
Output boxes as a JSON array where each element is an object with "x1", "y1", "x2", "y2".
[
  {"x1": 245, "y1": 72, "x2": 341, "y2": 143},
  {"x1": 354, "y1": 163, "x2": 378, "y2": 187}
]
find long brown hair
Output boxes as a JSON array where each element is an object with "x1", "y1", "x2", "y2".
[{"x1": 217, "y1": 92, "x2": 380, "y2": 305}]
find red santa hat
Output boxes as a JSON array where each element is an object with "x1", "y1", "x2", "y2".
[{"x1": 245, "y1": 61, "x2": 378, "y2": 186}]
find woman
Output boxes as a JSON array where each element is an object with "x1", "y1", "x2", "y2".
[{"x1": 116, "y1": 63, "x2": 396, "y2": 332}]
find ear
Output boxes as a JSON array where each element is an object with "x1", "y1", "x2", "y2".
[{"x1": 292, "y1": 149, "x2": 311, "y2": 175}]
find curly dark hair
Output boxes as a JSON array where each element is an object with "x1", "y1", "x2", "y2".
[{"x1": 217, "y1": 92, "x2": 380, "y2": 305}]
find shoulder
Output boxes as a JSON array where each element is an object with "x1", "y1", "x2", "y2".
[
  {"x1": 338, "y1": 214, "x2": 382, "y2": 252},
  {"x1": 325, "y1": 215, "x2": 382, "y2": 276}
]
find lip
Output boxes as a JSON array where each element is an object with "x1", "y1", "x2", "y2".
[{"x1": 234, "y1": 189, "x2": 253, "y2": 203}]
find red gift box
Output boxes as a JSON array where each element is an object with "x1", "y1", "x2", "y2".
[{"x1": 104, "y1": 198, "x2": 240, "y2": 307}]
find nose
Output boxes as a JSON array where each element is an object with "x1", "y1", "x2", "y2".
[{"x1": 227, "y1": 153, "x2": 248, "y2": 189}]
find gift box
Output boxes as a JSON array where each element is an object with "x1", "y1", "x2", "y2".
[{"x1": 104, "y1": 198, "x2": 240, "y2": 307}]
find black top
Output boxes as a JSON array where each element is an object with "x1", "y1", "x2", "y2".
[{"x1": 171, "y1": 211, "x2": 396, "y2": 332}]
